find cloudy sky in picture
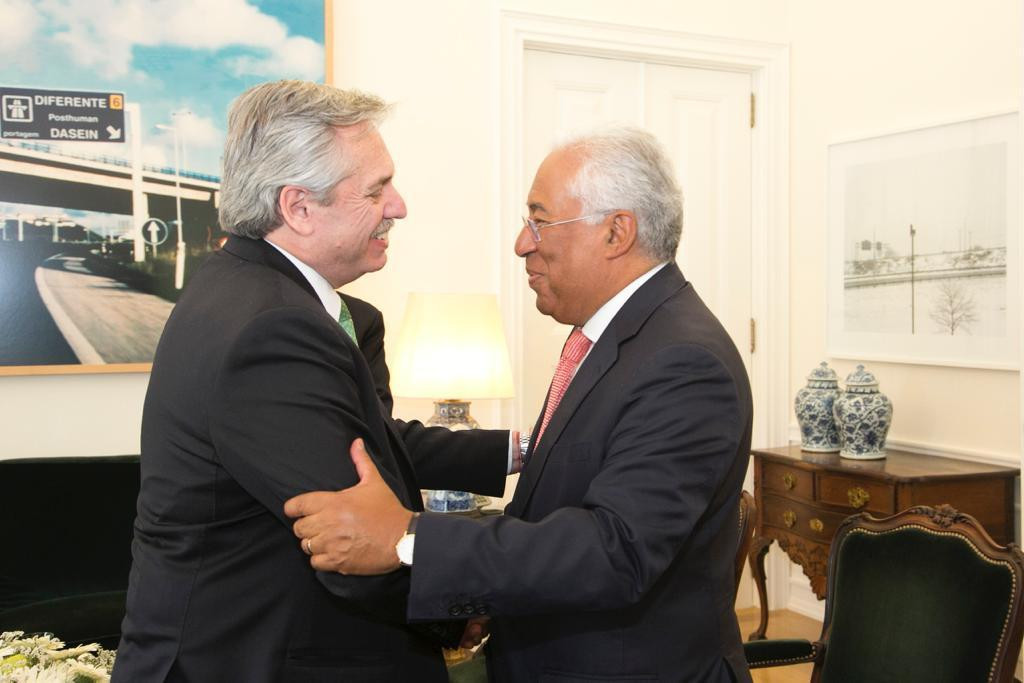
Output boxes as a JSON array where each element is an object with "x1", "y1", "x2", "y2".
[
  {"x1": 0, "y1": 0, "x2": 324, "y2": 176},
  {"x1": 844, "y1": 142, "x2": 1007, "y2": 259}
]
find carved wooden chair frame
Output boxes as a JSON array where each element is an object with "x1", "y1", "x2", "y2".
[{"x1": 735, "y1": 490, "x2": 757, "y2": 599}]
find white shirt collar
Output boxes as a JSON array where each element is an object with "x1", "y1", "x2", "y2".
[
  {"x1": 264, "y1": 239, "x2": 342, "y2": 321},
  {"x1": 580, "y1": 262, "x2": 668, "y2": 344}
]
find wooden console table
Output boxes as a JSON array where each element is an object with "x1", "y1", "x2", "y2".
[{"x1": 748, "y1": 445, "x2": 1018, "y2": 640}]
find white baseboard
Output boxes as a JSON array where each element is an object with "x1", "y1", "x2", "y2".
[
  {"x1": 786, "y1": 575, "x2": 825, "y2": 623},
  {"x1": 735, "y1": 564, "x2": 757, "y2": 609}
]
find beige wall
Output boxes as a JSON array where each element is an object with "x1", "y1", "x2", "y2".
[
  {"x1": 788, "y1": 0, "x2": 1020, "y2": 463},
  {"x1": 0, "y1": 0, "x2": 1018, "y2": 467},
  {"x1": 0, "y1": 373, "x2": 147, "y2": 457}
]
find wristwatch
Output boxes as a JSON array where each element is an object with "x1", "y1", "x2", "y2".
[
  {"x1": 519, "y1": 432, "x2": 531, "y2": 459},
  {"x1": 396, "y1": 512, "x2": 420, "y2": 566}
]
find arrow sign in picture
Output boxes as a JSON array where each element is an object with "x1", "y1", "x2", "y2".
[
  {"x1": 0, "y1": 86, "x2": 126, "y2": 143},
  {"x1": 141, "y1": 218, "x2": 169, "y2": 246}
]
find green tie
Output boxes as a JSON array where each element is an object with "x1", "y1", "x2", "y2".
[{"x1": 337, "y1": 296, "x2": 357, "y2": 343}]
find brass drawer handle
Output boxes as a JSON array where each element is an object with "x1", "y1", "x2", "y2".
[
  {"x1": 782, "y1": 510, "x2": 796, "y2": 528},
  {"x1": 809, "y1": 518, "x2": 824, "y2": 533},
  {"x1": 782, "y1": 473, "x2": 797, "y2": 490},
  {"x1": 847, "y1": 486, "x2": 870, "y2": 509}
]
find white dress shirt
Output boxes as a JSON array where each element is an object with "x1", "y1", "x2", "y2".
[
  {"x1": 265, "y1": 239, "x2": 341, "y2": 321},
  {"x1": 577, "y1": 261, "x2": 668, "y2": 365}
]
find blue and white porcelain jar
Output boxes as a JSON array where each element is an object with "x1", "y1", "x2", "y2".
[
  {"x1": 794, "y1": 362, "x2": 841, "y2": 452},
  {"x1": 833, "y1": 365, "x2": 892, "y2": 460}
]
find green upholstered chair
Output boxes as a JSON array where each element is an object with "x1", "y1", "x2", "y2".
[
  {"x1": 448, "y1": 655, "x2": 487, "y2": 683},
  {"x1": 0, "y1": 456, "x2": 139, "y2": 649},
  {"x1": 744, "y1": 504, "x2": 1024, "y2": 683}
]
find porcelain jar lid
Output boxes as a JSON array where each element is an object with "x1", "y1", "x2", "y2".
[
  {"x1": 844, "y1": 364, "x2": 879, "y2": 392},
  {"x1": 806, "y1": 361, "x2": 838, "y2": 383}
]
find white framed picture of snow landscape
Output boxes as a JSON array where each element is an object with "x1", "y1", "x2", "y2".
[{"x1": 827, "y1": 112, "x2": 1019, "y2": 369}]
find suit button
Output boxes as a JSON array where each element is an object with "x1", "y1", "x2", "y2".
[
  {"x1": 476, "y1": 605, "x2": 488, "y2": 615},
  {"x1": 463, "y1": 603, "x2": 475, "y2": 615},
  {"x1": 448, "y1": 605, "x2": 463, "y2": 617}
]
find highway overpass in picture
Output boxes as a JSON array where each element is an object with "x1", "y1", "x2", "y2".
[{"x1": 0, "y1": 139, "x2": 219, "y2": 237}]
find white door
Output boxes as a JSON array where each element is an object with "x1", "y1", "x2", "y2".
[{"x1": 519, "y1": 48, "x2": 756, "y2": 605}]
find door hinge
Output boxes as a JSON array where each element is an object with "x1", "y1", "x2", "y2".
[
  {"x1": 750, "y1": 318, "x2": 756, "y2": 353},
  {"x1": 750, "y1": 93, "x2": 756, "y2": 128}
]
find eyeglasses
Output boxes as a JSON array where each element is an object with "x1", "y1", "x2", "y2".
[{"x1": 521, "y1": 210, "x2": 614, "y2": 242}]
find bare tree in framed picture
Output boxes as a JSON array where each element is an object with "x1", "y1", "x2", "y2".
[{"x1": 827, "y1": 112, "x2": 1019, "y2": 369}]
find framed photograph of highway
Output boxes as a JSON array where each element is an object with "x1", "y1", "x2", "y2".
[
  {"x1": 826, "y1": 112, "x2": 1019, "y2": 369},
  {"x1": 0, "y1": 0, "x2": 329, "y2": 375}
]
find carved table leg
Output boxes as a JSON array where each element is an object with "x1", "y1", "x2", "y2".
[{"x1": 747, "y1": 536, "x2": 773, "y2": 641}]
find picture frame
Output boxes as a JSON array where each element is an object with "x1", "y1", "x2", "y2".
[
  {"x1": 827, "y1": 111, "x2": 1020, "y2": 369},
  {"x1": 0, "y1": 0, "x2": 331, "y2": 376}
]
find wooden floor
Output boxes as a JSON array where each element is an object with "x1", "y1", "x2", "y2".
[{"x1": 735, "y1": 608, "x2": 822, "y2": 683}]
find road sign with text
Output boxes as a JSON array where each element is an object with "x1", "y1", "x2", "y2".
[{"x1": 0, "y1": 86, "x2": 125, "y2": 142}]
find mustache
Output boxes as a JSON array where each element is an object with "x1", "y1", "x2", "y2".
[{"x1": 371, "y1": 218, "x2": 394, "y2": 239}]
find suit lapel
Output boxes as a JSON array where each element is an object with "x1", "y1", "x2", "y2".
[
  {"x1": 507, "y1": 339, "x2": 617, "y2": 517},
  {"x1": 507, "y1": 264, "x2": 689, "y2": 517}
]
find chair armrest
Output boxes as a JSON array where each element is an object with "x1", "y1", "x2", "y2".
[{"x1": 743, "y1": 638, "x2": 822, "y2": 669}]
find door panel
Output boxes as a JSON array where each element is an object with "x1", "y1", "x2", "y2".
[{"x1": 645, "y1": 63, "x2": 752, "y2": 369}]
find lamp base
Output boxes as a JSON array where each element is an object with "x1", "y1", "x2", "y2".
[
  {"x1": 424, "y1": 400, "x2": 478, "y2": 513},
  {"x1": 425, "y1": 400, "x2": 480, "y2": 430}
]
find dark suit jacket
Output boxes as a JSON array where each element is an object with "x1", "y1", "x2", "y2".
[
  {"x1": 113, "y1": 236, "x2": 508, "y2": 682},
  {"x1": 408, "y1": 264, "x2": 753, "y2": 682},
  {"x1": 340, "y1": 293, "x2": 394, "y2": 415}
]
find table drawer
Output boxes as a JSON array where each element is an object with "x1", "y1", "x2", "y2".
[
  {"x1": 762, "y1": 494, "x2": 848, "y2": 544},
  {"x1": 762, "y1": 461, "x2": 814, "y2": 500},
  {"x1": 817, "y1": 474, "x2": 895, "y2": 514}
]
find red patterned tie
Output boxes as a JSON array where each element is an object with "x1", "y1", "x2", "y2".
[{"x1": 535, "y1": 327, "x2": 592, "y2": 447}]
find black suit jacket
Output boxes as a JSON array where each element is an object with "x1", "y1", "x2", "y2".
[
  {"x1": 113, "y1": 236, "x2": 508, "y2": 682},
  {"x1": 340, "y1": 293, "x2": 394, "y2": 416},
  {"x1": 408, "y1": 264, "x2": 753, "y2": 682}
]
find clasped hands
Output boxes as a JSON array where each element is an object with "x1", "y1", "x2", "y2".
[{"x1": 284, "y1": 439, "x2": 488, "y2": 649}]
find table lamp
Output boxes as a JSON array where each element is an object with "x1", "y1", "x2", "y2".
[{"x1": 392, "y1": 292, "x2": 514, "y2": 512}]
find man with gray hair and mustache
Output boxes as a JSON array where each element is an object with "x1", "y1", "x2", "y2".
[{"x1": 113, "y1": 80, "x2": 511, "y2": 682}]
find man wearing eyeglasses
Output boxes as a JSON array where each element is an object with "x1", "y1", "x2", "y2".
[{"x1": 287, "y1": 127, "x2": 753, "y2": 682}]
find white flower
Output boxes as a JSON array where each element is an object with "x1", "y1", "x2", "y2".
[
  {"x1": 46, "y1": 643, "x2": 99, "y2": 661},
  {"x1": 68, "y1": 660, "x2": 111, "y2": 681},
  {"x1": 0, "y1": 631, "x2": 113, "y2": 681}
]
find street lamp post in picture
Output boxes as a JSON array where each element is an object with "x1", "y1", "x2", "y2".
[
  {"x1": 909, "y1": 223, "x2": 917, "y2": 334},
  {"x1": 155, "y1": 111, "x2": 191, "y2": 290}
]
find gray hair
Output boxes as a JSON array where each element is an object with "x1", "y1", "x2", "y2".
[
  {"x1": 219, "y1": 80, "x2": 389, "y2": 238},
  {"x1": 560, "y1": 127, "x2": 683, "y2": 262}
]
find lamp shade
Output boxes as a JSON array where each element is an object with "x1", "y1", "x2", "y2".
[{"x1": 391, "y1": 292, "x2": 515, "y2": 400}]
